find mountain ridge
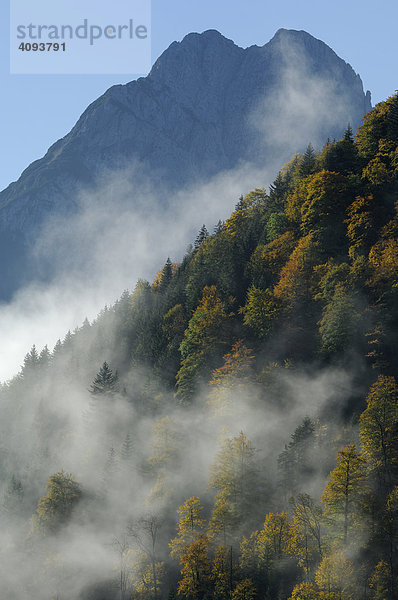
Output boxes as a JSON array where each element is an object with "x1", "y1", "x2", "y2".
[{"x1": 0, "y1": 28, "x2": 372, "y2": 299}]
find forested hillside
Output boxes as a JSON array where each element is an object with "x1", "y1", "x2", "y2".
[{"x1": 1, "y1": 93, "x2": 398, "y2": 600}]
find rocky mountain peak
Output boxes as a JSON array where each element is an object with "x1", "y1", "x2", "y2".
[{"x1": 0, "y1": 29, "x2": 373, "y2": 299}]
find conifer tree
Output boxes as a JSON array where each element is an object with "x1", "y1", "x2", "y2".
[
  {"x1": 3, "y1": 474, "x2": 24, "y2": 515},
  {"x1": 209, "y1": 432, "x2": 258, "y2": 537},
  {"x1": 299, "y1": 143, "x2": 316, "y2": 177},
  {"x1": 269, "y1": 171, "x2": 289, "y2": 205},
  {"x1": 121, "y1": 433, "x2": 134, "y2": 461},
  {"x1": 159, "y1": 258, "x2": 173, "y2": 292},
  {"x1": 22, "y1": 345, "x2": 39, "y2": 374},
  {"x1": 214, "y1": 220, "x2": 224, "y2": 234},
  {"x1": 89, "y1": 361, "x2": 119, "y2": 396},
  {"x1": 194, "y1": 225, "x2": 209, "y2": 252}
]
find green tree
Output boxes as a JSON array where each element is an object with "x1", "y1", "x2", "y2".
[
  {"x1": 159, "y1": 258, "x2": 173, "y2": 292},
  {"x1": 266, "y1": 212, "x2": 289, "y2": 243},
  {"x1": 278, "y1": 418, "x2": 316, "y2": 500},
  {"x1": 320, "y1": 126, "x2": 359, "y2": 175},
  {"x1": 318, "y1": 284, "x2": 360, "y2": 355},
  {"x1": 209, "y1": 433, "x2": 258, "y2": 537},
  {"x1": 300, "y1": 170, "x2": 350, "y2": 254},
  {"x1": 240, "y1": 287, "x2": 281, "y2": 339},
  {"x1": 194, "y1": 225, "x2": 209, "y2": 252},
  {"x1": 176, "y1": 286, "x2": 233, "y2": 402},
  {"x1": 299, "y1": 143, "x2": 316, "y2": 177},
  {"x1": 89, "y1": 361, "x2": 119, "y2": 396},
  {"x1": 22, "y1": 345, "x2": 40, "y2": 375}
]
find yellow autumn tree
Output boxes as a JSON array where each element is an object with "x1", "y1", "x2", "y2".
[
  {"x1": 170, "y1": 496, "x2": 207, "y2": 561},
  {"x1": 360, "y1": 376, "x2": 398, "y2": 495},
  {"x1": 314, "y1": 551, "x2": 355, "y2": 600},
  {"x1": 321, "y1": 444, "x2": 368, "y2": 545}
]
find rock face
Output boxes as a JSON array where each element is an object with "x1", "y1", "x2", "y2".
[{"x1": 0, "y1": 28, "x2": 371, "y2": 299}]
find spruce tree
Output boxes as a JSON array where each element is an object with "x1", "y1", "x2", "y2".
[
  {"x1": 194, "y1": 225, "x2": 209, "y2": 252},
  {"x1": 22, "y1": 345, "x2": 39, "y2": 375},
  {"x1": 121, "y1": 433, "x2": 134, "y2": 461},
  {"x1": 299, "y1": 143, "x2": 316, "y2": 176},
  {"x1": 159, "y1": 258, "x2": 173, "y2": 291},
  {"x1": 344, "y1": 123, "x2": 353, "y2": 142},
  {"x1": 89, "y1": 361, "x2": 118, "y2": 396},
  {"x1": 269, "y1": 171, "x2": 289, "y2": 205},
  {"x1": 214, "y1": 220, "x2": 224, "y2": 235},
  {"x1": 38, "y1": 345, "x2": 51, "y2": 370}
]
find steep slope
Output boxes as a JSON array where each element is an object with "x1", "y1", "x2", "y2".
[
  {"x1": 1, "y1": 93, "x2": 398, "y2": 600},
  {"x1": 0, "y1": 29, "x2": 371, "y2": 299}
]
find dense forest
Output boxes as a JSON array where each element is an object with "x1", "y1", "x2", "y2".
[{"x1": 1, "y1": 93, "x2": 398, "y2": 600}]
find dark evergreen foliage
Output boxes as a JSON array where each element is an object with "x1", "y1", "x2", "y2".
[{"x1": 89, "y1": 361, "x2": 119, "y2": 396}]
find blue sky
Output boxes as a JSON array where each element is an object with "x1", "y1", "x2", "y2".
[{"x1": 1, "y1": 0, "x2": 397, "y2": 191}]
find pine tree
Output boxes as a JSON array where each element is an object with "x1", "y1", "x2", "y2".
[
  {"x1": 214, "y1": 220, "x2": 224, "y2": 234},
  {"x1": 176, "y1": 286, "x2": 232, "y2": 402},
  {"x1": 3, "y1": 474, "x2": 24, "y2": 515},
  {"x1": 194, "y1": 225, "x2": 209, "y2": 252},
  {"x1": 38, "y1": 345, "x2": 51, "y2": 370},
  {"x1": 89, "y1": 361, "x2": 119, "y2": 396},
  {"x1": 121, "y1": 433, "x2": 134, "y2": 461},
  {"x1": 167, "y1": 587, "x2": 178, "y2": 600},
  {"x1": 269, "y1": 171, "x2": 289, "y2": 205},
  {"x1": 278, "y1": 418, "x2": 316, "y2": 500},
  {"x1": 299, "y1": 143, "x2": 316, "y2": 177},
  {"x1": 52, "y1": 339, "x2": 62, "y2": 360},
  {"x1": 344, "y1": 123, "x2": 353, "y2": 142},
  {"x1": 209, "y1": 432, "x2": 258, "y2": 537},
  {"x1": 22, "y1": 345, "x2": 39, "y2": 374},
  {"x1": 159, "y1": 258, "x2": 173, "y2": 292}
]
